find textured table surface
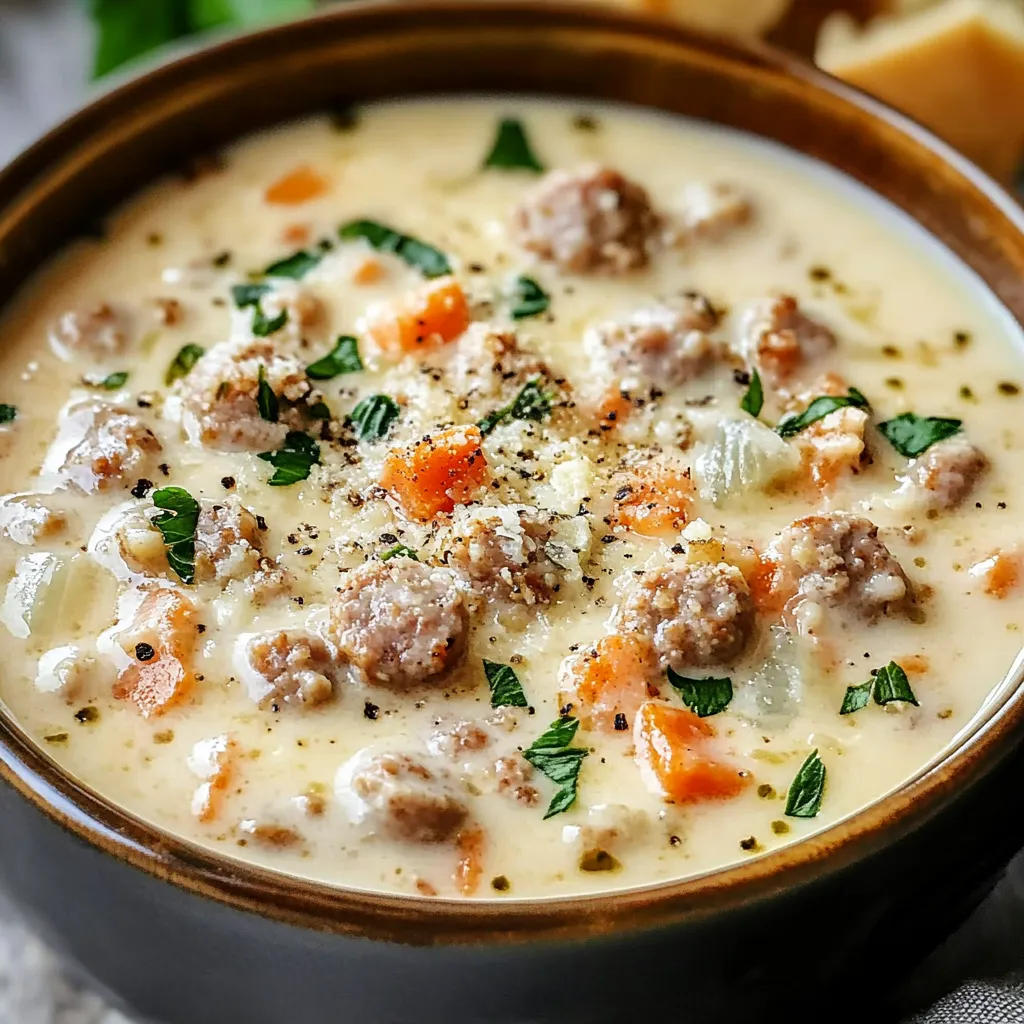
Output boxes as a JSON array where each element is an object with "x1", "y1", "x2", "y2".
[{"x1": 1, "y1": 1, "x2": 1024, "y2": 1021}]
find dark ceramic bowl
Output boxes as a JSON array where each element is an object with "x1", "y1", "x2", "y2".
[{"x1": 2, "y1": 4, "x2": 1024, "y2": 1023}]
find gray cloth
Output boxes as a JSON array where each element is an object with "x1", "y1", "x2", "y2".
[{"x1": 0, "y1": 1, "x2": 1023, "y2": 1021}]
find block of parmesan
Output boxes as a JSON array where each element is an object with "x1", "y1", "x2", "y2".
[{"x1": 817, "y1": 0, "x2": 1024, "y2": 181}]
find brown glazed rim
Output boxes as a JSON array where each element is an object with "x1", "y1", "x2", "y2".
[{"x1": 2, "y1": 0, "x2": 1024, "y2": 946}]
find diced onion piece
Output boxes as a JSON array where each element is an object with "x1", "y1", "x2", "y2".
[
  {"x1": 2, "y1": 553, "x2": 69, "y2": 640},
  {"x1": 696, "y1": 417, "x2": 801, "y2": 504},
  {"x1": 732, "y1": 625, "x2": 804, "y2": 729}
]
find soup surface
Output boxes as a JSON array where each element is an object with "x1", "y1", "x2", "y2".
[{"x1": 0, "y1": 99, "x2": 1022, "y2": 899}]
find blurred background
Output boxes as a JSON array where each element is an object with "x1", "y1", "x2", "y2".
[{"x1": 1, "y1": 1, "x2": 1024, "y2": 1022}]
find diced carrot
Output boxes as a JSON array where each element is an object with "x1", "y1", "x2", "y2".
[
  {"x1": 113, "y1": 588, "x2": 198, "y2": 717},
  {"x1": 610, "y1": 464, "x2": 694, "y2": 537},
  {"x1": 746, "y1": 553, "x2": 789, "y2": 616},
  {"x1": 352, "y1": 257, "x2": 385, "y2": 286},
  {"x1": 633, "y1": 701, "x2": 750, "y2": 804},
  {"x1": 188, "y1": 734, "x2": 237, "y2": 824},
  {"x1": 264, "y1": 165, "x2": 329, "y2": 205},
  {"x1": 365, "y1": 277, "x2": 469, "y2": 356},
  {"x1": 381, "y1": 425, "x2": 488, "y2": 521},
  {"x1": 970, "y1": 550, "x2": 1021, "y2": 598},
  {"x1": 454, "y1": 826, "x2": 485, "y2": 897},
  {"x1": 596, "y1": 388, "x2": 633, "y2": 433},
  {"x1": 559, "y1": 634, "x2": 655, "y2": 732},
  {"x1": 281, "y1": 223, "x2": 311, "y2": 246}
]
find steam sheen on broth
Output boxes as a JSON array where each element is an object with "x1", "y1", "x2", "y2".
[{"x1": 0, "y1": 99, "x2": 1021, "y2": 899}]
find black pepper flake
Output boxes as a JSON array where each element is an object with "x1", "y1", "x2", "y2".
[
  {"x1": 669, "y1": 835, "x2": 681, "y2": 847},
  {"x1": 44, "y1": 732, "x2": 69, "y2": 745},
  {"x1": 670, "y1": 543, "x2": 684, "y2": 555},
  {"x1": 809, "y1": 265, "x2": 831, "y2": 282},
  {"x1": 732, "y1": 368, "x2": 751, "y2": 387},
  {"x1": 135, "y1": 642, "x2": 156, "y2": 662},
  {"x1": 739, "y1": 836, "x2": 759, "y2": 851},
  {"x1": 221, "y1": 476, "x2": 236, "y2": 489},
  {"x1": 998, "y1": 381, "x2": 1021, "y2": 396},
  {"x1": 954, "y1": 330, "x2": 972, "y2": 349},
  {"x1": 158, "y1": 463, "x2": 170, "y2": 476},
  {"x1": 255, "y1": 515, "x2": 268, "y2": 531},
  {"x1": 582, "y1": 576, "x2": 597, "y2": 590},
  {"x1": 380, "y1": 532, "x2": 399, "y2": 545},
  {"x1": 74, "y1": 706, "x2": 99, "y2": 724},
  {"x1": 600, "y1": 535, "x2": 617, "y2": 544},
  {"x1": 297, "y1": 546, "x2": 313, "y2": 556},
  {"x1": 613, "y1": 712, "x2": 628, "y2": 732},
  {"x1": 137, "y1": 398, "x2": 152, "y2": 409},
  {"x1": 999, "y1": 502, "x2": 1007, "y2": 510},
  {"x1": 130, "y1": 478, "x2": 154, "y2": 499},
  {"x1": 491, "y1": 875, "x2": 511, "y2": 892},
  {"x1": 364, "y1": 701, "x2": 380, "y2": 721},
  {"x1": 756, "y1": 784, "x2": 775, "y2": 799},
  {"x1": 212, "y1": 250, "x2": 232, "y2": 267}
]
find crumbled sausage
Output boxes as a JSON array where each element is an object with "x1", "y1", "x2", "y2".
[
  {"x1": 153, "y1": 298, "x2": 184, "y2": 326},
  {"x1": 49, "y1": 303, "x2": 130, "y2": 360},
  {"x1": 437, "y1": 503, "x2": 586, "y2": 605},
  {"x1": 335, "y1": 749, "x2": 469, "y2": 843},
  {"x1": 583, "y1": 295, "x2": 720, "y2": 386},
  {"x1": 428, "y1": 720, "x2": 492, "y2": 759},
  {"x1": 236, "y1": 629, "x2": 342, "y2": 709},
  {"x1": 0, "y1": 497, "x2": 68, "y2": 546},
  {"x1": 245, "y1": 557, "x2": 295, "y2": 606},
  {"x1": 673, "y1": 182, "x2": 753, "y2": 241},
  {"x1": 493, "y1": 753, "x2": 539, "y2": 806},
  {"x1": 739, "y1": 296, "x2": 835, "y2": 385},
  {"x1": 513, "y1": 165, "x2": 659, "y2": 274},
  {"x1": 177, "y1": 336, "x2": 314, "y2": 451},
  {"x1": 59, "y1": 406, "x2": 162, "y2": 493},
  {"x1": 764, "y1": 512, "x2": 913, "y2": 620},
  {"x1": 237, "y1": 819, "x2": 303, "y2": 847},
  {"x1": 327, "y1": 557, "x2": 469, "y2": 688},
  {"x1": 194, "y1": 499, "x2": 263, "y2": 583},
  {"x1": 896, "y1": 435, "x2": 988, "y2": 512},
  {"x1": 612, "y1": 560, "x2": 755, "y2": 668}
]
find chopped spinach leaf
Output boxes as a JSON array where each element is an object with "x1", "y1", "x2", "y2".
[
  {"x1": 784, "y1": 749, "x2": 826, "y2": 819},
  {"x1": 165, "y1": 343, "x2": 205, "y2": 385},
  {"x1": 839, "y1": 661, "x2": 918, "y2": 714},
  {"x1": 839, "y1": 679, "x2": 873, "y2": 715},
  {"x1": 510, "y1": 276, "x2": 550, "y2": 320},
  {"x1": 86, "y1": 371, "x2": 129, "y2": 390},
  {"x1": 776, "y1": 387, "x2": 869, "y2": 439},
  {"x1": 349, "y1": 394, "x2": 400, "y2": 441},
  {"x1": 741, "y1": 367, "x2": 764, "y2": 418},
  {"x1": 257, "y1": 430, "x2": 320, "y2": 486},
  {"x1": 151, "y1": 485, "x2": 200, "y2": 584},
  {"x1": 478, "y1": 378, "x2": 553, "y2": 436},
  {"x1": 877, "y1": 412, "x2": 962, "y2": 458},
  {"x1": 87, "y1": 0, "x2": 187, "y2": 78},
  {"x1": 524, "y1": 717, "x2": 588, "y2": 819},
  {"x1": 256, "y1": 364, "x2": 279, "y2": 423},
  {"x1": 380, "y1": 544, "x2": 418, "y2": 562},
  {"x1": 306, "y1": 335, "x2": 363, "y2": 380},
  {"x1": 0, "y1": 404, "x2": 15, "y2": 424},
  {"x1": 264, "y1": 249, "x2": 322, "y2": 280},
  {"x1": 667, "y1": 667, "x2": 733, "y2": 718},
  {"x1": 482, "y1": 118, "x2": 545, "y2": 173},
  {"x1": 338, "y1": 219, "x2": 451, "y2": 278},
  {"x1": 252, "y1": 306, "x2": 288, "y2": 338},
  {"x1": 872, "y1": 661, "x2": 919, "y2": 707},
  {"x1": 483, "y1": 659, "x2": 529, "y2": 709},
  {"x1": 231, "y1": 283, "x2": 270, "y2": 309}
]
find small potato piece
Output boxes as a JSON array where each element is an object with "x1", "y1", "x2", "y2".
[
  {"x1": 49, "y1": 303, "x2": 130, "y2": 361},
  {"x1": 633, "y1": 701, "x2": 749, "y2": 804},
  {"x1": 674, "y1": 182, "x2": 753, "y2": 241},
  {"x1": 896, "y1": 435, "x2": 988, "y2": 512},
  {"x1": 113, "y1": 588, "x2": 199, "y2": 717},
  {"x1": 336, "y1": 749, "x2": 469, "y2": 843},
  {"x1": 0, "y1": 497, "x2": 68, "y2": 546},
  {"x1": 558, "y1": 634, "x2": 655, "y2": 733},
  {"x1": 265, "y1": 165, "x2": 328, "y2": 205},
  {"x1": 366, "y1": 277, "x2": 470, "y2": 355},
  {"x1": 381, "y1": 425, "x2": 488, "y2": 522}
]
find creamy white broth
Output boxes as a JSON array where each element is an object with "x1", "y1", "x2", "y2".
[{"x1": 0, "y1": 97, "x2": 1022, "y2": 900}]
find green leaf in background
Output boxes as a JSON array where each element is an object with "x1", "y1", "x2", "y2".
[
  {"x1": 87, "y1": 0, "x2": 190, "y2": 79},
  {"x1": 188, "y1": 0, "x2": 316, "y2": 32}
]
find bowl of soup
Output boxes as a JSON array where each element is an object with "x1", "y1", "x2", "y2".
[{"x1": 1, "y1": 3, "x2": 1024, "y2": 1022}]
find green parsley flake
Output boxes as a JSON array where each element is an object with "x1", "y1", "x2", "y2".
[
  {"x1": 151, "y1": 486, "x2": 200, "y2": 585},
  {"x1": 338, "y1": 220, "x2": 451, "y2": 278},
  {"x1": 510, "y1": 276, "x2": 550, "y2": 320},
  {"x1": 257, "y1": 431, "x2": 320, "y2": 486},
  {"x1": 478, "y1": 378, "x2": 553, "y2": 436},
  {"x1": 877, "y1": 412, "x2": 962, "y2": 458},
  {"x1": 350, "y1": 394, "x2": 400, "y2": 441},
  {"x1": 524, "y1": 717, "x2": 589, "y2": 819},
  {"x1": 482, "y1": 118, "x2": 545, "y2": 173},
  {"x1": 776, "y1": 387, "x2": 869, "y2": 439},
  {"x1": 784, "y1": 749, "x2": 826, "y2": 819},
  {"x1": 667, "y1": 667, "x2": 733, "y2": 718},
  {"x1": 740, "y1": 368, "x2": 764, "y2": 418},
  {"x1": 483, "y1": 660, "x2": 528, "y2": 709},
  {"x1": 306, "y1": 335, "x2": 363, "y2": 380},
  {"x1": 165, "y1": 344, "x2": 205, "y2": 386}
]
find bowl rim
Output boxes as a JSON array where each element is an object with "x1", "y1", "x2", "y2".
[{"x1": 3, "y1": 0, "x2": 1024, "y2": 945}]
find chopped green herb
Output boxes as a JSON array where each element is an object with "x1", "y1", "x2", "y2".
[
  {"x1": 482, "y1": 117, "x2": 545, "y2": 173},
  {"x1": 231, "y1": 283, "x2": 270, "y2": 308},
  {"x1": 252, "y1": 306, "x2": 288, "y2": 337},
  {"x1": 483, "y1": 659, "x2": 529, "y2": 709},
  {"x1": 839, "y1": 661, "x2": 918, "y2": 714},
  {"x1": 264, "y1": 249, "x2": 322, "y2": 280},
  {"x1": 872, "y1": 661, "x2": 919, "y2": 707},
  {"x1": 338, "y1": 219, "x2": 451, "y2": 278},
  {"x1": 877, "y1": 412, "x2": 962, "y2": 458},
  {"x1": 350, "y1": 394, "x2": 400, "y2": 441},
  {"x1": 478, "y1": 378, "x2": 554, "y2": 436},
  {"x1": 151, "y1": 485, "x2": 200, "y2": 584},
  {"x1": 307, "y1": 401, "x2": 332, "y2": 420},
  {"x1": 165, "y1": 343, "x2": 205, "y2": 385},
  {"x1": 740, "y1": 368, "x2": 764, "y2": 418},
  {"x1": 380, "y1": 544, "x2": 418, "y2": 562},
  {"x1": 257, "y1": 431, "x2": 320, "y2": 486},
  {"x1": 306, "y1": 335, "x2": 363, "y2": 380},
  {"x1": 524, "y1": 717, "x2": 589, "y2": 819},
  {"x1": 231, "y1": 282, "x2": 287, "y2": 337},
  {"x1": 667, "y1": 667, "x2": 733, "y2": 718},
  {"x1": 256, "y1": 364, "x2": 279, "y2": 423},
  {"x1": 839, "y1": 679, "x2": 873, "y2": 715},
  {"x1": 776, "y1": 387, "x2": 870, "y2": 439},
  {"x1": 510, "y1": 276, "x2": 550, "y2": 320},
  {"x1": 0, "y1": 404, "x2": 15, "y2": 424},
  {"x1": 784, "y1": 749, "x2": 826, "y2": 819},
  {"x1": 85, "y1": 370, "x2": 129, "y2": 390}
]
